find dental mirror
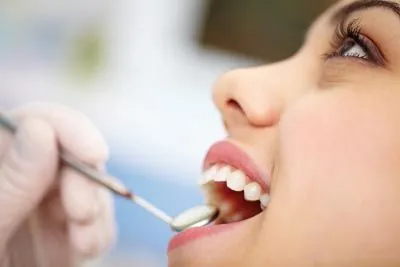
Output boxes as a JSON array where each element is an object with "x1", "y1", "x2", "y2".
[
  {"x1": 170, "y1": 205, "x2": 219, "y2": 232},
  {"x1": 0, "y1": 113, "x2": 219, "y2": 232}
]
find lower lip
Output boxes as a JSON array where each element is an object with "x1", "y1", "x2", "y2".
[{"x1": 168, "y1": 222, "x2": 241, "y2": 252}]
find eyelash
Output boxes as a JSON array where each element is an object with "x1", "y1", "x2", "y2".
[{"x1": 324, "y1": 19, "x2": 385, "y2": 65}]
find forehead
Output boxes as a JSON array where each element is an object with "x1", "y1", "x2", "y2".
[
  {"x1": 313, "y1": 0, "x2": 353, "y2": 26},
  {"x1": 306, "y1": 0, "x2": 374, "y2": 37}
]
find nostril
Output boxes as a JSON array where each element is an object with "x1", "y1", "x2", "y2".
[
  {"x1": 226, "y1": 97, "x2": 280, "y2": 127},
  {"x1": 227, "y1": 99, "x2": 244, "y2": 113}
]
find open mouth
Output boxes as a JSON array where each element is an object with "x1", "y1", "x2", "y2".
[
  {"x1": 199, "y1": 140, "x2": 270, "y2": 224},
  {"x1": 199, "y1": 163, "x2": 270, "y2": 224},
  {"x1": 168, "y1": 141, "x2": 271, "y2": 252}
]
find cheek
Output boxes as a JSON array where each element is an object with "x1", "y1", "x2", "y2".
[
  {"x1": 269, "y1": 91, "x2": 400, "y2": 259},
  {"x1": 279, "y1": 90, "x2": 400, "y2": 179},
  {"x1": 280, "y1": 92, "x2": 358, "y2": 176}
]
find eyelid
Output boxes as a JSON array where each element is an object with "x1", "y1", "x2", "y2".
[
  {"x1": 325, "y1": 18, "x2": 387, "y2": 66},
  {"x1": 357, "y1": 33, "x2": 386, "y2": 65}
]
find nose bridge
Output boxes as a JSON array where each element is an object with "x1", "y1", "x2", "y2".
[{"x1": 213, "y1": 58, "x2": 297, "y2": 128}]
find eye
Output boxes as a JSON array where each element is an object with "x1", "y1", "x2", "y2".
[
  {"x1": 339, "y1": 39, "x2": 368, "y2": 59},
  {"x1": 324, "y1": 19, "x2": 385, "y2": 66}
]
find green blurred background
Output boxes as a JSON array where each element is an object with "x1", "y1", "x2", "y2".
[{"x1": 200, "y1": 0, "x2": 336, "y2": 61}]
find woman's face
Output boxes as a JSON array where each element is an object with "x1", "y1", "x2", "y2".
[{"x1": 168, "y1": 0, "x2": 400, "y2": 266}]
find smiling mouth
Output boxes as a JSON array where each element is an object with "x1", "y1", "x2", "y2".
[
  {"x1": 199, "y1": 141, "x2": 271, "y2": 225},
  {"x1": 199, "y1": 164, "x2": 270, "y2": 223},
  {"x1": 168, "y1": 141, "x2": 271, "y2": 252}
]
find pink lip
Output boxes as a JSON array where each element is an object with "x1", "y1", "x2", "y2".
[
  {"x1": 168, "y1": 222, "x2": 242, "y2": 252},
  {"x1": 168, "y1": 141, "x2": 270, "y2": 252},
  {"x1": 203, "y1": 140, "x2": 270, "y2": 192}
]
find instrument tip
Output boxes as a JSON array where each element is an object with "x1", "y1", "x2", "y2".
[{"x1": 123, "y1": 191, "x2": 134, "y2": 198}]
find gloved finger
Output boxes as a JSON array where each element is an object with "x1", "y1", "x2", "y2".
[
  {"x1": 60, "y1": 166, "x2": 101, "y2": 223},
  {"x1": 5, "y1": 103, "x2": 115, "y2": 258},
  {"x1": 98, "y1": 184, "x2": 117, "y2": 249},
  {"x1": 10, "y1": 102, "x2": 109, "y2": 164},
  {"x1": 45, "y1": 187, "x2": 68, "y2": 223},
  {"x1": 0, "y1": 118, "x2": 58, "y2": 248},
  {"x1": 70, "y1": 219, "x2": 105, "y2": 259},
  {"x1": 69, "y1": 187, "x2": 116, "y2": 258},
  {"x1": 10, "y1": 103, "x2": 110, "y2": 225}
]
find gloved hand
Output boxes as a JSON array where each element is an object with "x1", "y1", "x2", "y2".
[{"x1": 0, "y1": 103, "x2": 116, "y2": 267}]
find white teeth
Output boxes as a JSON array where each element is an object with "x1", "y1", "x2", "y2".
[
  {"x1": 214, "y1": 165, "x2": 231, "y2": 182},
  {"x1": 198, "y1": 177, "x2": 207, "y2": 185},
  {"x1": 200, "y1": 165, "x2": 271, "y2": 213},
  {"x1": 260, "y1": 194, "x2": 270, "y2": 207},
  {"x1": 198, "y1": 176, "x2": 207, "y2": 185},
  {"x1": 198, "y1": 175, "x2": 208, "y2": 186},
  {"x1": 227, "y1": 170, "x2": 247, "y2": 192},
  {"x1": 205, "y1": 165, "x2": 218, "y2": 181},
  {"x1": 244, "y1": 182, "x2": 262, "y2": 201},
  {"x1": 198, "y1": 165, "x2": 218, "y2": 185}
]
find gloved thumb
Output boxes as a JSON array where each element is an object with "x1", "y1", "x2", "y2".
[{"x1": 0, "y1": 118, "x2": 58, "y2": 251}]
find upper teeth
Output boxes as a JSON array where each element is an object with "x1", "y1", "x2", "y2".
[
  {"x1": 227, "y1": 170, "x2": 247, "y2": 191},
  {"x1": 199, "y1": 164, "x2": 270, "y2": 209},
  {"x1": 260, "y1": 194, "x2": 270, "y2": 207},
  {"x1": 214, "y1": 165, "x2": 230, "y2": 182},
  {"x1": 244, "y1": 182, "x2": 262, "y2": 201}
]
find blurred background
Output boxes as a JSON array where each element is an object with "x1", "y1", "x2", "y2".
[{"x1": 0, "y1": 0, "x2": 334, "y2": 266}]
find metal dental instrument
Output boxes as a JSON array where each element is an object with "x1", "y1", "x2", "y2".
[{"x1": 0, "y1": 113, "x2": 219, "y2": 232}]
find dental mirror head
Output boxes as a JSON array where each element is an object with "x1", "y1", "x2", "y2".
[{"x1": 170, "y1": 204, "x2": 219, "y2": 232}]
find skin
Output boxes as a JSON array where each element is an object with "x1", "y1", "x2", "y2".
[{"x1": 169, "y1": 0, "x2": 400, "y2": 266}]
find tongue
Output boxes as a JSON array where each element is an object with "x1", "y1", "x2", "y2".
[{"x1": 205, "y1": 182, "x2": 262, "y2": 223}]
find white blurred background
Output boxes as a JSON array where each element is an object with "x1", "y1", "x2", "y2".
[
  {"x1": 0, "y1": 0, "x2": 260, "y2": 266},
  {"x1": 0, "y1": 0, "x2": 260, "y2": 184}
]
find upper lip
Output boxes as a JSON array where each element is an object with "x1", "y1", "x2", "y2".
[{"x1": 203, "y1": 140, "x2": 270, "y2": 192}]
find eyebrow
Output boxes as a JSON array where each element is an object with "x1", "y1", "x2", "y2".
[{"x1": 331, "y1": 0, "x2": 400, "y2": 24}]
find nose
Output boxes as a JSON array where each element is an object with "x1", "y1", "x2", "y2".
[{"x1": 213, "y1": 65, "x2": 286, "y2": 129}]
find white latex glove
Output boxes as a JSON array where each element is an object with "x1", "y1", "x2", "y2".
[{"x1": 0, "y1": 103, "x2": 116, "y2": 267}]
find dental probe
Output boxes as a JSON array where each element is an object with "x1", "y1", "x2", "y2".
[{"x1": 0, "y1": 113, "x2": 219, "y2": 232}]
